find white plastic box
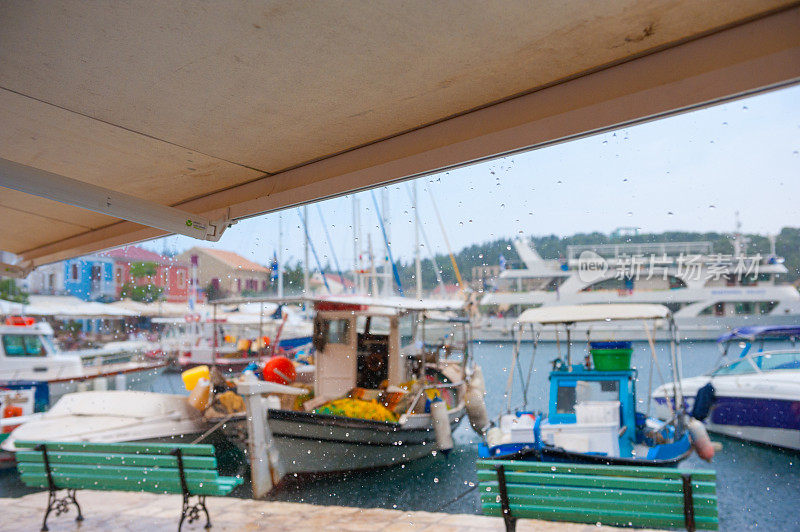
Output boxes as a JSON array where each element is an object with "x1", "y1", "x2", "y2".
[
  {"x1": 499, "y1": 413, "x2": 536, "y2": 443},
  {"x1": 540, "y1": 421, "x2": 620, "y2": 457},
  {"x1": 575, "y1": 400, "x2": 620, "y2": 425}
]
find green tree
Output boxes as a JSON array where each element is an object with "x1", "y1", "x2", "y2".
[
  {"x1": 0, "y1": 278, "x2": 29, "y2": 303},
  {"x1": 120, "y1": 282, "x2": 163, "y2": 303}
]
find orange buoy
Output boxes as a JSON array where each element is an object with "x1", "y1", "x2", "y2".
[
  {"x1": 262, "y1": 356, "x2": 296, "y2": 385},
  {"x1": 687, "y1": 418, "x2": 715, "y2": 462}
]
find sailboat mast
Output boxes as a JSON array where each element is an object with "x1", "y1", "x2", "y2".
[
  {"x1": 303, "y1": 205, "x2": 310, "y2": 296},
  {"x1": 353, "y1": 196, "x2": 360, "y2": 294},
  {"x1": 413, "y1": 181, "x2": 422, "y2": 300},
  {"x1": 382, "y1": 188, "x2": 391, "y2": 297},
  {"x1": 277, "y1": 212, "x2": 284, "y2": 298}
]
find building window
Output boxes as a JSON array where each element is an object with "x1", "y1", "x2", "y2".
[
  {"x1": 177, "y1": 269, "x2": 186, "y2": 287},
  {"x1": 69, "y1": 263, "x2": 80, "y2": 282}
]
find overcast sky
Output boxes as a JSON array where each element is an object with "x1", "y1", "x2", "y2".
[{"x1": 147, "y1": 84, "x2": 800, "y2": 269}]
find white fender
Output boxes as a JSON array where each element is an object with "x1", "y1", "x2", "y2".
[
  {"x1": 470, "y1": 366, "x2": 486, "y2": 395},
  {"x1": 485, "y1": 426, "x2": 504, "y2": 448},
  {"x1": 687, "y1": 418, "x2": 715, "y2": 462},
  {"x1": 465, "y1": 366, "x2": 489, "y2": 435},
  {"x1": 430, "y1": 399, "x2": 454, "y2": 454}
]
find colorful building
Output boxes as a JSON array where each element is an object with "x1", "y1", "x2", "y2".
[
  {"x1": 101, "y1": 246, "x2": 190, "y2": 303},
  {"x1": 62, "y1": 255, "x2": 116, "y2": 302},
  {"x1": 175, "y1": 247, "x2": 270, "y2": 298}
]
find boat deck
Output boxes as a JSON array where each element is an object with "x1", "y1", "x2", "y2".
[{"x1": 1, "y1": 490, "x2": 654, "y2": 531}]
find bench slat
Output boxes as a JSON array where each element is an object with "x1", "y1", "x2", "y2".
[
  {"x1": 20, "y1": 472, "x2": 242, "y2": 497},
  {"x1": 477, "y1": 459, "x2": 717, "y2": 482},
  {"x1": 15, "y1": 441, "x2": 215, "y2": 456},
  {"x1": 476, "y1": 470, "x2": 716, "y2": 495},
  {"x1": 19, "y1": 463, "x2": 218, "y2": 482},
  {"x1": 479, "y1": 481, "x2": 718, "y2": 507},
  {"x1": 480, "y1": 492, "x2": 719, "y2": 517},
  {"x1": 481, "y1": 502, "x2": 718, "y2": 530},
  {"x1": 16, "y1": 450, "x2": 218, "y2": 470}
]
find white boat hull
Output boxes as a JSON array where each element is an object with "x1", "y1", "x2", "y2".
[
  {"x1": 652, "y1": 371, "x2": 800, "y2": 451},
  {"x1": 228, "y1": 404, "x2": 466, "y2": 474}
]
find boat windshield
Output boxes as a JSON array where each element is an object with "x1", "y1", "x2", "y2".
[
  {"x1": 712, "y1": 351, "x2": 800, "y2": 376},
  {"x1": 750, "y1": 351, "x2": 800, "y2": 372}
]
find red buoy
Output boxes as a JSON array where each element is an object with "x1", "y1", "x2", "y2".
[{"x1": 262, "y1": 356, "x2": 296, "y2": 384}]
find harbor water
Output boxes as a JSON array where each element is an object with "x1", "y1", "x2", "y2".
[{"x1": 1, "y1": 340, "x2": 797, "y2": 531}]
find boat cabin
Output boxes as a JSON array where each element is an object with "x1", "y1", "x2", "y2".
[
  {"x1": 548, "y1": 365, "x2": 637, "y2": 457},
  {"x1": 0, "y1": 317, "x2": 82, "y2": 381},
  {"x1": 311, "y1": 298, "x2": 469, "y2": 401}
]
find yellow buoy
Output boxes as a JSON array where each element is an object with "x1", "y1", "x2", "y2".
[{"x1": 181, "y1": 365, "x2": 210, "y2": 391}]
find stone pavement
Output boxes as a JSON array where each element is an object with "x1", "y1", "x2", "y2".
[{"x1": 1, "y1": 491, "x2": 648, "y2": 531}]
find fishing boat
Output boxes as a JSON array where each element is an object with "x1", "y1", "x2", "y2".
[
  {"x1": 480, "y1": 304, "x2": 708, "y2": 466},
  {"x1": 213, "y1": 295, "x2": 488, "y2": 474},
  {"x1": 652, "y1": 325, "x2": 800, "y2": 451}
]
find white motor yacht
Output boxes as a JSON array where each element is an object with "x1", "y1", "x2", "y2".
[
  {"x1": 479, "y1": 237, "x2": 800, "y2": 341},
  {"x1": 653, "y1": 326, "x2": 800, "y2": 451}
]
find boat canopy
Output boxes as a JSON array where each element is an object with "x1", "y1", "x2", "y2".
[
  {"x1": 517, "y1": 303, "x2": 671, "y2": 325},
  {"x1": 210, "y1": 294, "x2": 464, "y2": 312},
  {"x1": 717, "y1": 325, "x2": 800, "y2": 343}
]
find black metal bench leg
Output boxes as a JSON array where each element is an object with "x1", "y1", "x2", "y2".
[
  {"x1": 40, "y1": 488, "x2": 83, "y2": 531},
  {"x1": 179, "y1": 493, "x2": 211, "y2": 531},
  {"x1": 37, "y1": 444, "x2": 83, "y2": 532},
  {"x1": 495, "y1": 465, "x2": 517, "y2": 532},
  {"x1": 173, "y1": 448, "x2": 212, "y2": 532},
  {"x1": 681, "y1": 473, "x2": 696, "y2": 532}
]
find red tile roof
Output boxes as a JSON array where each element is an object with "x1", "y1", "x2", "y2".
[
  {"x1": 102, "y1": 245, "x2": 186, "y2": 266},
  {"x1": 197, "y1": 247, "x2": 269, "y2": 273}
]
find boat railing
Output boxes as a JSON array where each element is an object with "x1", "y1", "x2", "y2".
[{"x1": 402, "y1": 380, "x2": 464, "y2": 418}]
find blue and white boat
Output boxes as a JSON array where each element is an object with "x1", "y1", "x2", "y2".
[
  {"x1": 653, "y1": 325, "x2": 800, "y2": 451},
  {"x1": 480, "y1": 304, "x2": 701, "y2": 467}
]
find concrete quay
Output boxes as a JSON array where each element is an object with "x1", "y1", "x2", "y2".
[{"x1": 1, "y1": 491, "x2": 653, "y2": 531}]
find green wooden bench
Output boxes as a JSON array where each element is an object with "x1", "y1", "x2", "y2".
[
  {"x1": 15, "y1": 440, "x2": 243, "y2": 532},
  {"x1": 477, "y1": 459, "x2": 718, "y2": 531}
]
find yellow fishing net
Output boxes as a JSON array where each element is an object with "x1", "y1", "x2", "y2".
[{"x1": 314, "y1": 398, "x2": 398, "y2": 422}]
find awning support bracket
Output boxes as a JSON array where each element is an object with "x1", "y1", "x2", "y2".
[{"x1": 0, "y1": 158, "x2": 235, "y2": 244}]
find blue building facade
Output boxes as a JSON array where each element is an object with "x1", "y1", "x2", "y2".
[{"x1": 62, "y1": 255, "x2": 116, "y2": 302}]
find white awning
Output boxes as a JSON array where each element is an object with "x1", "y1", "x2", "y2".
[
  {"x1": 1, "y1": 295, "x2": 138, "y2": 318},
  {"x1": 517, "y1": 304, "x2": 671, "y2": 324},
  {"x1": 1, "y1": 3, "x2": 797, "y2": 266}
]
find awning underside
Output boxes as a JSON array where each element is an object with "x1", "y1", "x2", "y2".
[{"x1": 1, "y1": 1, "x2": 798, "y2": 266}]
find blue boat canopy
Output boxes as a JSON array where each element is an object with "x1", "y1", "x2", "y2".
[{"x1": 717, "y1": 325, "x2": 800, "y2": 343}]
